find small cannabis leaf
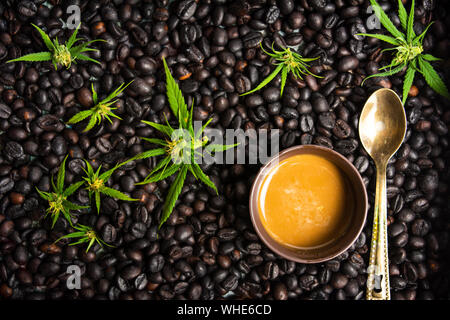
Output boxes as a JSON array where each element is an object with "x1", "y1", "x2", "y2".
[
  {"x1": 358, "y1": 0, "x2": 450, "y2": 103},
  {"x1": 241, "y1": 43, "x2": 321, "y2": 97},
  {"x1": 7, "y1": 23, "x2": 103, "y2": 70},
  {"x1": 55, "y1": 224, "x2": 114, "y2": 253},
  {"x1": 82, "y1": 160, "x2": 138, "y2": 214},
  {"x1": 36, "y1": 155, "x2": 88, "y2": 228},
  {"x1": 131, "y1": 57, "x2": 237, "y2": 228},
  {"x1": 67, "y1": 81, "x2": 133, "y2": 132}
]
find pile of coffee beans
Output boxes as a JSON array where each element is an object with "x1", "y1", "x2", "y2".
[{"x1": 0, "y1": 0, "x2": 449, "y2": 300}]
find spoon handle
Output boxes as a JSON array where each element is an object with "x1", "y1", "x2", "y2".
[{"x1": 366, "y1": 163, "x2": 391, "y2": 300}]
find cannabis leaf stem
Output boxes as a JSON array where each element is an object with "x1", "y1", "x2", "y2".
[
  {"x1": 241, "y1": 43, "x2": 321, "y2": 97},
  {"x1": 82, "y1": 160, "x2": 138, "y2": 214},
  {"x1": 131, "y1": 57, "x2": 237, "y2": 228},
  {"x1": 36, "y1": 155, "x2": 88, "y2": 228},
  {"x1": 8, "y1": 23, "x2": 103, "y2": 70},
  {"x1": 358, "y1": 0, "x2": 449, "y2": 103},
  {"x1": 67, "y1": 81, "x2": 133, "y2": 132},
  {"x1": 55, "y1": 224, "x2": 114, "y2": 253}
]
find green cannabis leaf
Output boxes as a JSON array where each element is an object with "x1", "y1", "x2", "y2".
[
  {"x1": 55, "y1": 224, "x2": 114, "y2": 253},
  {"x1": 131, "y1": 57, "x2": 238, "y2": 228},
  {"x1": 241, "y1": 43, "x2": 321, "y2": 97},
  {"x1": 8, "y1": 23, "x2": 103, "y2": 70},
  {"x1": 67, "y1": 81, "x2": 133, "y2": 132},
  {"x1": 358, "y1": 0, "x2": 450, "y2": 103},
  {"x1": 82, "y1": 160, "x2": 138, "y2": 214},
  {"x1": 36, "y1": 155, "x2": 88, "y2": 228}
]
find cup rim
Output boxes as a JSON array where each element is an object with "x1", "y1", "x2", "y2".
[{"x1": 249, "y1": 144, "x2": 368, "y2": 263}]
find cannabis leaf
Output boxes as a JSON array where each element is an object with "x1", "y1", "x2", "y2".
[
  {"x1": 55, "y1": 224, "x2": 114, "y2": 253},
  {"x1": 67, "y1": 81, "x2": 133, "y2": 132},
  {"x1": 358, "y1": 0, "x2": 450, "y2": 103},
  {"x1": 82, "y1": 160, "x2": 138, "y2": 214},
  {"x1": 417, "y1": 56, "x2": 450, "y2": 99},
  {"x1": 8, "y1": 23, "x2": 103, "y2": 70},
  {"x1": 131, "y1": 57, "x2": 238, "y2": 228},
  {"x1": 36, "y1": 155, "x2": 88, "y2": 228},
  {"x1": 159, "y1": 166, "x2": 188, "y2": 228},
  {"x1": 163, "y1": 57, "x2": 188, "y2": 125},
  {"x1": 240, "y1": 43, "x2": 321, "y2": 97}
]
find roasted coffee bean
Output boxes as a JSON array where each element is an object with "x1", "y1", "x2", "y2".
[
  {"x1": 37, "y1": 115, "x2": 64, "y2": 131},
  {"x1": 338, "y1": 56, "x2": 359, "y2": 72},
  {"x1": 242, "y1": 32, "x2": 262, "y2": 48},
  {"x1": 0, "y1": 103, "x2": 11, "y2": 119},
  {"x1": 136, "y1": 57, "x2": 157, "y2": 75},
  {"x1": 411, "y1": 198, "x2": 429, "y2": 213},
  {"x1": 39, "y1": 262, "x2": 60, "y2": 277},
  {"x1": 391, "y1": 276, "x2": 407, "y2": 290},
  {"x1": 175, "y1": 225, "x2": 193, "y2": 242},
  {"x1": 353, "y1": 156, "x2": 369, "y2": 174},
  {"x1": 300, "y1": 115, "x2": 314, "y2": 132},
  {"x1": 285, "y1": 32, "x2": 303, "y2": 46},
  {"x1": 312, "y1": 95, "x2": 329, "y2": 113},
  {"x1": 222, "y1": 274, "x2": 238, "y2": 291},
  {"x1": 130, "y1": 222, "x2": 147, "y2": 238},
  {"x1": 264, "y1": 6, "x2": 280, "y2": 24},
  {"x1": 331, "y1": 273, "x2": 348, "y2": 289},
  {"x1": 411, "y1": 219, "x2": 430, "y2": 237},
  {"x1": 130, "y1": 25, "x2": 148, "y2": 47},
  {"x1": 212, "y1": 27, "x2": 228, "y2": 46},
  {"x1": 392, "y1": 232, "x2": 409, "y2": 248},
  {"x1": 324, "y1": 13, "x2": 339, "y2": 29},
  {"x1": 18, "y1": 1, "x2": 37, "y2": 16},
  {"x1": 318, "y1": 268, "x2": 331, "y2": 285},
  {"x1": 402, "y1": 261, "x2": 418, "y2": 283},
  {"x1": 262, "y1": 261, "x2": 279, "y2": 280},
  {"x1": 0, "y1": 220, "x2": 14, "y2": 237},
  {"x1": 185, "y1": 45, "x2": 204, "y2": 63},
  {"x1": 126, "y1": 98, "x2": 143, "y2": 118},
  {"x1": 176, "y1": 0, "x2": 197, "y2": 20},
  {"x1": 101, "y1": 224, "x2": 117, "y2": 243},
  {"x1": 335, "y1": 139, "x2": 358, "y2": 155},
  {"x1": 341, "y1": 262, "x2": 358, "y2": 278},
  {"x1": 121, "y1": 265, "x2": 142, "y2": 280},
  {"x1": 281, "y1": 131, "x2": 296, "y2": 148},
  {"x1": 397, "y1": 209, "x2": 415, "y2": 223},
  {"x1": 389, "y1": 222, "x2": 406, "y2": 238},
  {"x1": 51, "y1": 136, "x2": 67, "y2": 156},
  {"x1": 4, "y1": 141, "x2": 24, "y2": 160},
  {"x1": 318, "y1": 112, "x2": 335, "y2": 129},
  {"x1": 273, "y1": 282, "x2": 288, "y2": 300},
  {"x1": 13, "y1": 245, "x2": 28, "y2": 265},
  {"x1": 148, "y1": 255, "x2": 165, "y2": 273},
  {"x1": 299, "y1": 274, "x2": 319, "y2": 291},
  {"x1": 86, "y1": 263, "x2": 103, "y2": 281},
  {"x1": 418, "y1": 170, "x2": 438, "y2": 193},
  {"x1": 217, "y1": 228, "x2": 237, "y2": 241},
  {"x1": 262, "y1": 87, "x2": 280, "y2": 103},
  {"x1": 0, "y1": 177, "x2": 14, "y2": 194},
  {"x1": 333, "y1": 119, "x2": 351, "y2": 139}
]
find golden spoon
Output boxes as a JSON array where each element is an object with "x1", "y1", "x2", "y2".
[{"x1": 359, "y1": 88, "x2": 406, "y2": 300}]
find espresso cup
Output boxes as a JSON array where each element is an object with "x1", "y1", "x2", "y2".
[{"x1": 249, "y1": 145, "x2": 368, "y2": 263}]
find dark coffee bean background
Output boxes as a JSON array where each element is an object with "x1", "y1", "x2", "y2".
[{"x1": 0, "y1": 0, "x2": 449, "y2": 300}]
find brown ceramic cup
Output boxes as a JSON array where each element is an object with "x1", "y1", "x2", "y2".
[{"x1": 249, "y1": 145, "x2": 368, "y2": 263}]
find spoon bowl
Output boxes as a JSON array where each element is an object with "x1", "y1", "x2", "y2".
[
  {"x1": 359, "y1": 88, "x2": 407, "y2": 165},
  {"x1": 359, "y1": 88, "x2": 406, "y2": 300}
]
